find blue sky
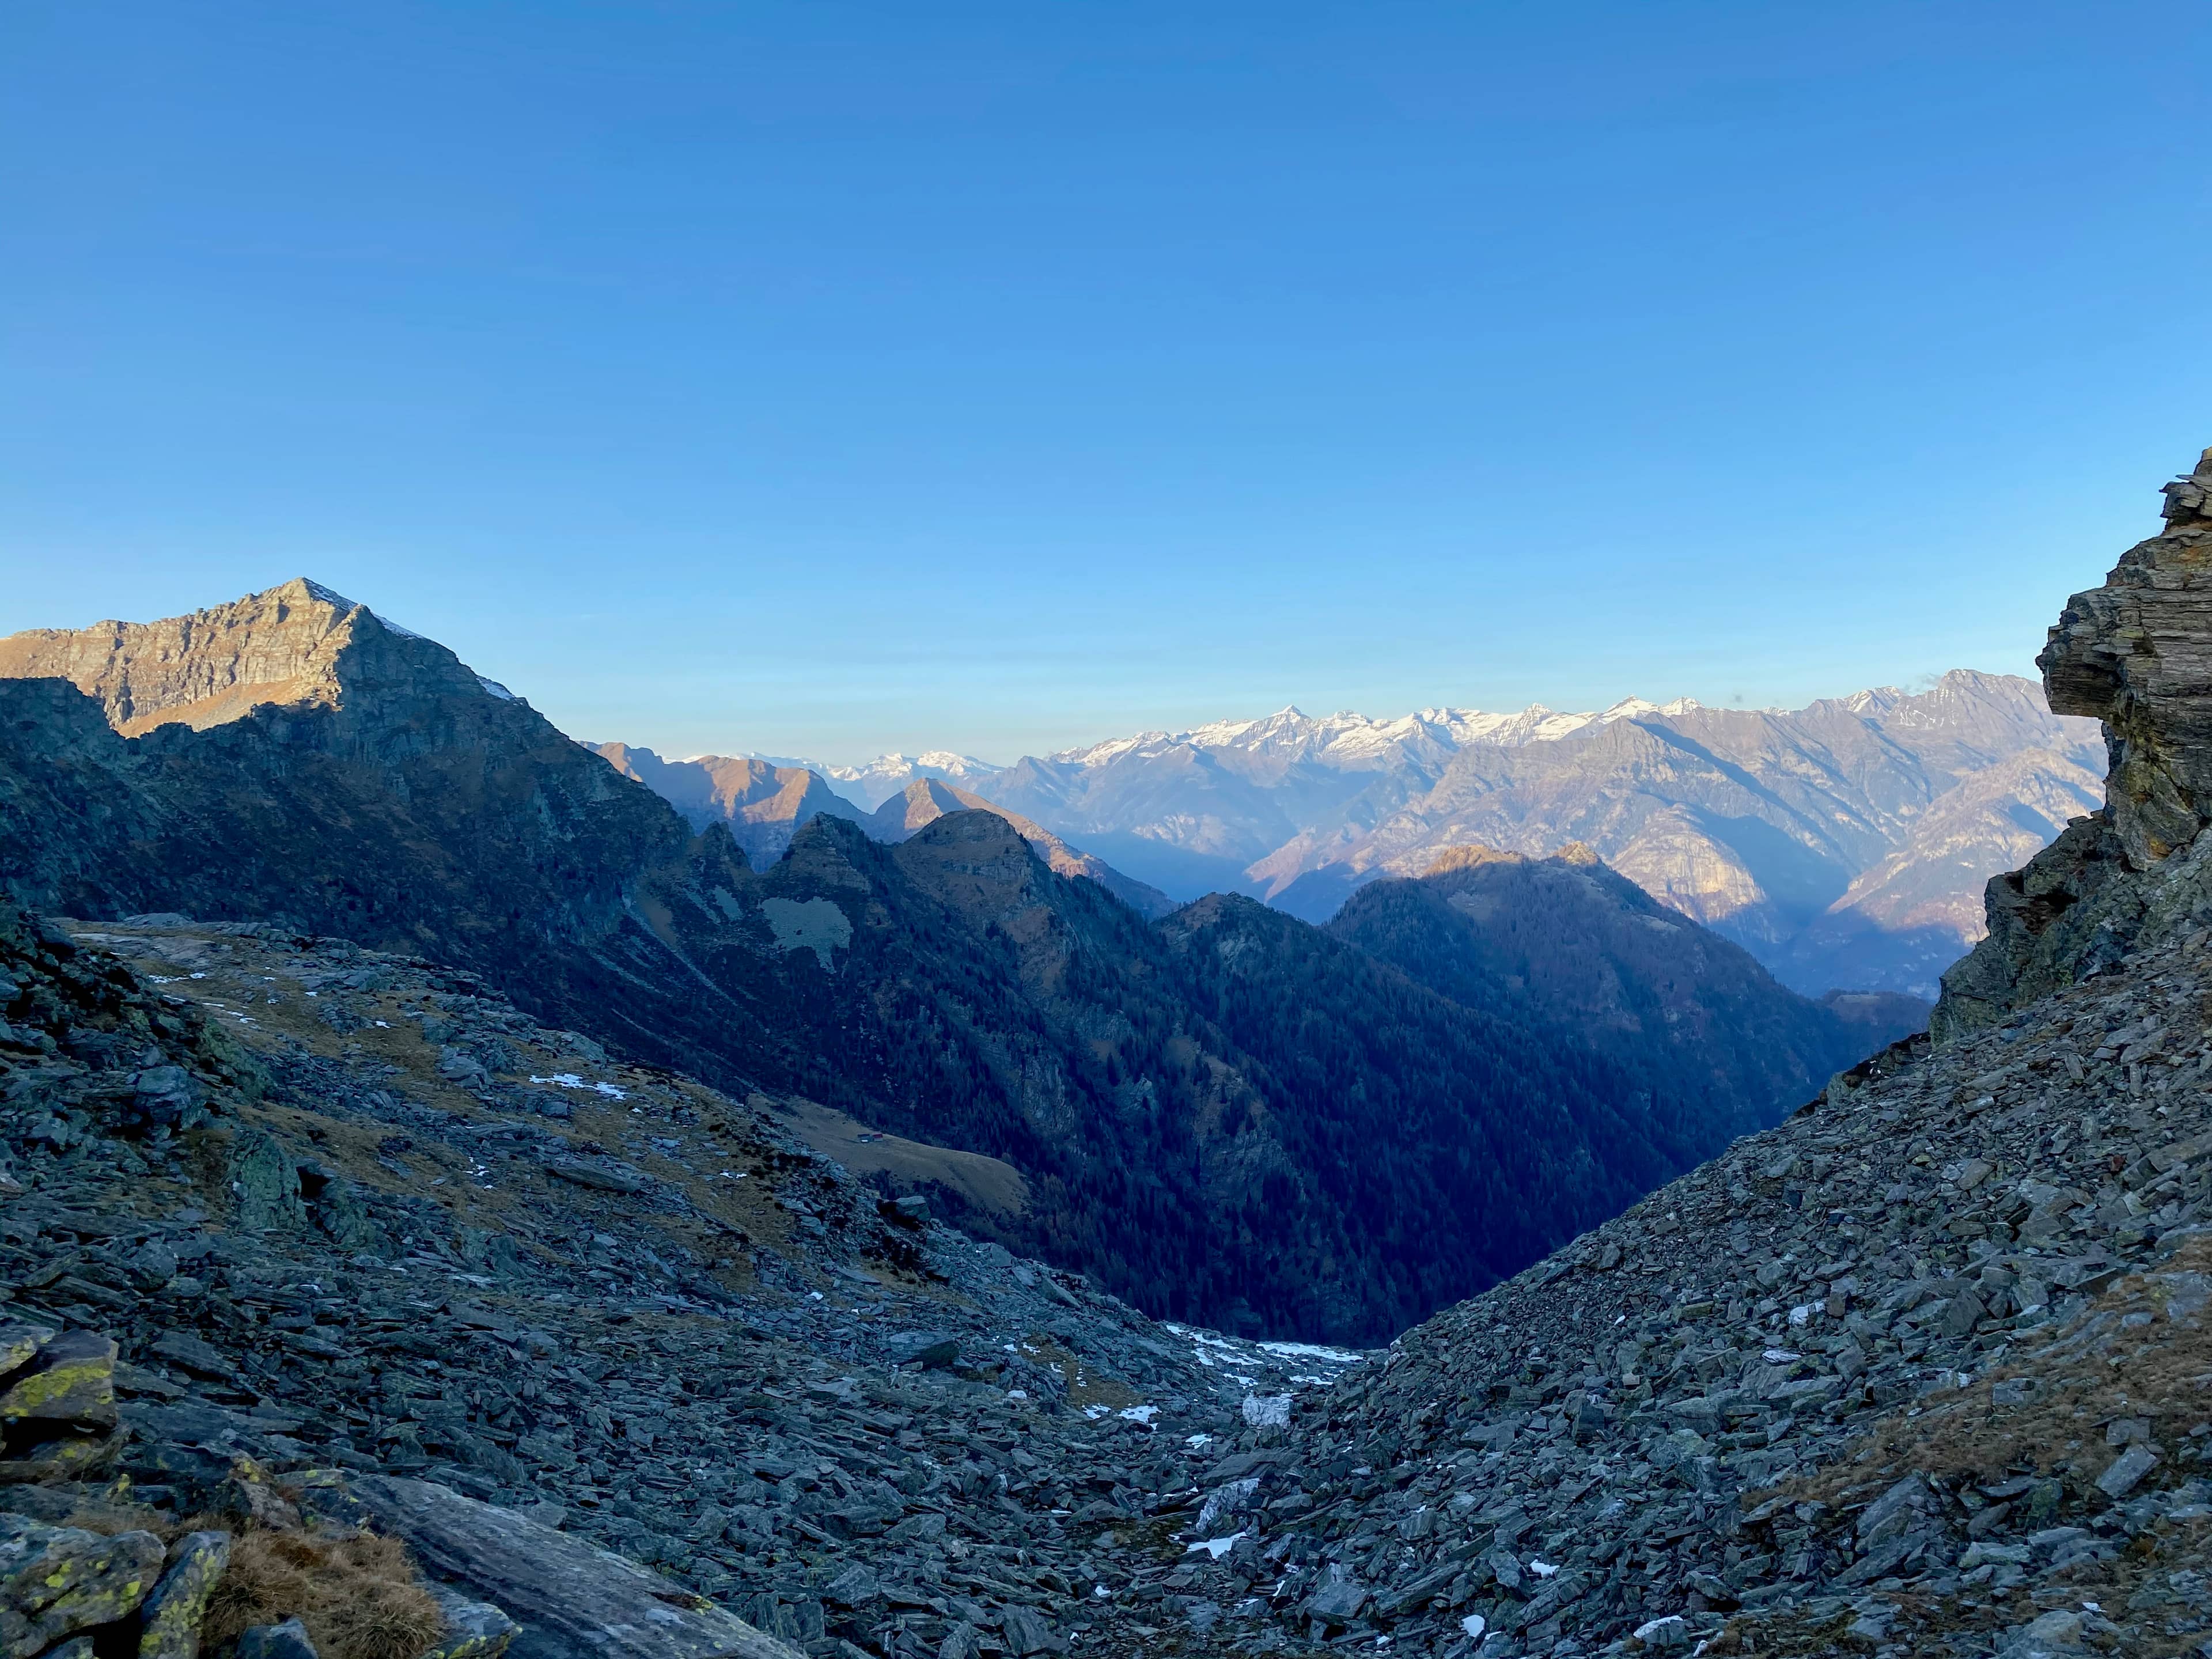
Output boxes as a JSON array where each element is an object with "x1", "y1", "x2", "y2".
[{"x1": 3, "y1": 2, "x2": 2209, "y2": 764}]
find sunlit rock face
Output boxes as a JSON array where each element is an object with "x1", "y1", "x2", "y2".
[{"x1": 1936, "y1": 448, "x2": 2212, "y2": 1041}]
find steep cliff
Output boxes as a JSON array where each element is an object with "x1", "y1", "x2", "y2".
[{"x1": 1936, "y1": 448, "x2": 2212, "y2": 1040}]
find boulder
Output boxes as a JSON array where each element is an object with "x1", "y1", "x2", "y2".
[
  {"x1": 137, "y1": 1531, "x2": 234, "y2": 1659},
  {"x1": 0, "y1": 1331, "x2": 119, "y2": 1481},
  {"x1": 298, "y1": 1474, "x2": 805, "y2": 1659},
  {"x1": 0, "y1": 1513, "x2": 164, "y2": 1659},
  {"x1": 0, "y1": 1331, "x2": 116, "y2": 1433}
]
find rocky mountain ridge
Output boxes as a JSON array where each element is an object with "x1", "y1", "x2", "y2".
[
  {"x1": 0, "y1": 582, "x2": 1821, "y2": 1343},
  {"x1": 858, "y1": 781, "x2": 1173, "y2": 920},
  {"x1": 591, "y1": 743, "x2": 855, "y2": 865}
]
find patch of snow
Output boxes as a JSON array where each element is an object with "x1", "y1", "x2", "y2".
[
  {"x1": 475, "y1": 675, "x2": 517, "y2": 701},
  {"x1": 1185, "y1": 1532, "x2": 1245, "y2": 1559},
  {"x1": 528, "y1": 1073, "x2": 628, "y2": 1100},
  {"x1": 1257, "y1": 1339, "x2": 1364, "y2": 1363}
]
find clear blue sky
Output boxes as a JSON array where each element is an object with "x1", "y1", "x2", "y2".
[{"x1": 3, "y1": 2, "x2": 2208, "y2": 764}]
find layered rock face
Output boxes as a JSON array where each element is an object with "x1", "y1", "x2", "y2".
[
  {"x1": 0, "y1": 578, "x2": 369, "y2": 736},
  {"x1": 1935, "y1": 448, "x2": 2212, "y2": 1040}
]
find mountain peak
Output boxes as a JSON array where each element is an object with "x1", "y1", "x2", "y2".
[{"x1": 0, "y1": 579, "x2": 516, "y2": 738}]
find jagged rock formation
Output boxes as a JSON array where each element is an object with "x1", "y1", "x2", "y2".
[
  {"x1": 0, "y1": 578, "x2": 437, "y2": 736},
  {"x1": 1324, "y1": 844, "x2": 1925, "y2": 1146},
  {"x1": 590, "y1": 743, "x2": 858, "y2": 863},
  {"x1": 1937, "y1": 448, "x2": 2212, "y2": 1042},
  {"x1": 859, "y1": 779, "x2": 1173, "y2": 919}
]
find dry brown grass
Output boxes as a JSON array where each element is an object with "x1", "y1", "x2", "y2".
[
  {"x1": 49, "y1": 1492, "x2": 444, "y2": 1659},
  {"x1": 1791, "y1": 1237, "x2": 2212, "y2": 1502},
  {"x1": 200, "y1": 1526, "x2": 444, "y2": 1659}
]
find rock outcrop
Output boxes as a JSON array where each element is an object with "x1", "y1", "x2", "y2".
[{"x1": 1936, "y1": 448, "x2": 2212, "y2": 1041}]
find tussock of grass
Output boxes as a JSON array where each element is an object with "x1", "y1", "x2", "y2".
[
  {"x1": 1802, "y1": 1235, "x2": 2212, "y2": 1499},
  {"x1": 200, "y1": 1527, "x2": 444, "y2": 1659},
  {"x1": 44, "y1": 1491, "x2": 445, "y2": 1659}
]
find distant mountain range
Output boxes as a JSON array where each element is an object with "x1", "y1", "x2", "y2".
[
  {"x1": 690, "y1": 675, "x2": 2101, "y2": 998},
  {"x1": 590, "y1": 745, "x2": 1175, "y2": 918},
  {"x1": 0, "y1": 578, "x2": 1905, "y2": 1341}
]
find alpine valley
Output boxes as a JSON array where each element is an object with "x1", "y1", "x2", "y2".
[{"x1": 4, "y1": 450, "x2": 2212, "y2": 1659}]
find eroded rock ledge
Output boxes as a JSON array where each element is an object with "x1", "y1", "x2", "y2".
[{"x1": 1936, "y1": 447, "x2": 2212, "y2": 1041}]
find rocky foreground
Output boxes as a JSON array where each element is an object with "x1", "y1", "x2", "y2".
[
  {"x1": 0, "y1": 903, "x2": 1357, "y2": 1659},
  {"x1": 14, "y1": 833, "x2": 2212, "y2": 1659}
]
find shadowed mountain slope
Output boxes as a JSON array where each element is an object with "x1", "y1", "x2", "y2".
[
  {"x1": 1325, "y1": 844, "x2": 1924, "y2": 1146},
  {"x1": 859, "y1": 777, "x2": 1174, "y2": 918}
]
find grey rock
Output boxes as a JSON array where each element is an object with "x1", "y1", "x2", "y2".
[
  {"x1": 2097, "y1": 1444, "x2": 2160, "y2": 1498},
  {"x1": 234, "y1": 1619, "x2": 318, "y2": 1659},
  {"x1": 543, "y1": 1157, "x2": 650, "y2": 1195},
  {"x1": 303, "y1": 1475, "x2": 805, "y2": 1659},
  {"x1": 136, "y1": 1530, "x2": 233, "y2": 1659},
  {"x1": 0, "y1": 1513, "x2": 164, "y2": 1659}
]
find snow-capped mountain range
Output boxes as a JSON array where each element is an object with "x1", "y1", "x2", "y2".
[{"x1": 656, "y1": 671, "x2": 2101, "y2": 999}]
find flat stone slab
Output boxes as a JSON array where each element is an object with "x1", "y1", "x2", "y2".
[{"x1": 302, "y1": 1474, "x2": 803, "y2": 1659}]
